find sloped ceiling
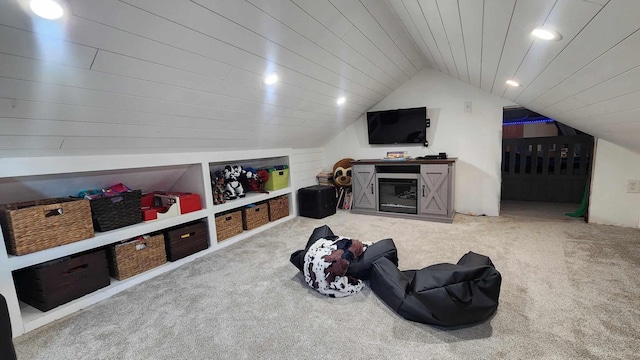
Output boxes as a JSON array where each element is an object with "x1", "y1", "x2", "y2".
[
  {"x1": 1, "y1": 0, "x2": 640, "y2": 156},
  {"x1": 0, "y1": 0, "x2": 426, "y2": 155},
  {"x1": 392, "y1": 0, "x2": 640, "y2": 153}
]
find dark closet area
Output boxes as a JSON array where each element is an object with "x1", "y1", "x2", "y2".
[{"x1": 501, "y1": 107, "x2": 594, "y2": 204}]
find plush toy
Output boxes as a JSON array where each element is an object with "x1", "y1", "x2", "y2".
[
  {"x1": 211, "y1": 170, "x2": 227, "y2": 205},
  {"x1": 332, "y1": 158, "x2": 354, "y2": 188},
  {"x1": 240, "y1": 166, "x2": 267, "y2": 193},
  {"x1": 223, "y1": 165, "x2": 245, "y2": 199},
  {"x1": 303, "y1": 235, "x2": 367, "y2": 298}
]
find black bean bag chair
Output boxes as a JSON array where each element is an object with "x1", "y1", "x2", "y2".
[
  {"x1": 369, "y1": 251, "x2": 502, "y2": 326},
  {"x1": 1, "y1": 294, "x2": 17, "y2": 360},
  {"x1": 290, "y1": 225, "x2": 398, "y2": 280}
]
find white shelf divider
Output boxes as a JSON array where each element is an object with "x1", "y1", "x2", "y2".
[{"x1": 210, "y1": 187, "x2": 291, "y2": 215}]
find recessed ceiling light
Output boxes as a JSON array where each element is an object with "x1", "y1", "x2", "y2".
[
  {"x1": 336, "y1": 97, "x2": 346, "y2": 105},
  {"x1": 30, "y1": 0, "x2": 64, "y2": 20},
  {"x1": 505, "y1": 80, "x2": 521, "y2": 87},
  {"x1": 264, "y1": 73, "x2": 278, "y2": 85},
  {"x1": 531, "y1": 28, "x2": 561, "y2": 41}
]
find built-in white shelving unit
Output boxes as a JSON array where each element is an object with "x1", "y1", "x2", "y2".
[{"x1": 0, "y1": 148, "x2": 296, "y2": 338}]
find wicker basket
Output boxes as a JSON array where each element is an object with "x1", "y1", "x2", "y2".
[
  {"x1": 107, "y1": 234, "x2": 167, "y2": 280},
  {"x1": 241, "y1": 202, "x2": 269, "y2": 231},
  {"x1": 215, "y1": 210, "x2": 243, "y2": 242},
  {"x1": 268, "y1": 195, "x2": 289, "y2": 222},
  {"x1": 90, "y1": 190, "x2": 143, "y2": 232},
  {"x1": 0, "y1": 198, "x2": 95, "y2": 256}
]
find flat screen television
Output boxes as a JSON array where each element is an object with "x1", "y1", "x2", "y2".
[{"x1": 366, "y1": 107, "x2": 427, "y2": 145}]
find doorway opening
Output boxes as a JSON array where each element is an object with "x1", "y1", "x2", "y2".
[{"x1": 500, "y1": 106, "x2": 594, "y2": 221}]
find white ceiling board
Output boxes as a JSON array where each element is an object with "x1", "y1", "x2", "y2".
[
  {"x1": 502, "y1": 0, "x2": 603, "y2": 100},
  {"x1": 0, "y1": 99, "x2": 265, "y2": 132},
  {"x1": 0, "y1": 118, "x2": 255, "y2": 140},
  {"x1": 0, "y1": 2, "x2": 234, "y2": 80},
  {"x1": 514, "y1": 0, "x2": 640, "y2": 106},
  {"x1": 436, "y1": 0, "x2": 469, "y2": 84},
  {"x1": 361, "y1": 0, "x2": 426, "y2": 71},
  {"x1": 191, "y1": 0, "x2": 401, "y2": 91},
  {"x1": 223, "y1": 65, "x2": 372, "y2": 109},
  {"x1": 0, "y1": 25, "x2": 96, "y2": 69},
  {"x1": 328, "y1": 0, "x2": 417, "y2": 78},
  {"x1": 0, "y1": 52, "x2": 341, "y2": 122},
  {"x1": 387, "y1": 0, "x2": 439, "y2": 70},
  {"x1": 417, "y1": 0, "x2": 459, "y2": 77},
  {"x1": 123, "y1": 0, "x2": 388, "y2": 101},
  {"x1": 91, "y1": 50, "x2": 363, "y2": 118},
  {"x1": 2, "y1": 0, "x2": 640, "y2": 155},
  {"x1": 531, "y1": 30, "x2": 640, "y2": 110},
  {"x1": 290, "y1": 0, "x2": 353, "y2": 39},
  {"x1": 0, "y1": 78, "x2": 307, "y2": 127},
  {"x1": 489, "y1": 0, "x2": 556, "y2": 95},
  {"x1": 402, "y1": 0, "x2": 449, "y2": 74},
  {"x1": 560, "y1": 90, "x2": 640, "y2": 121},
  {"x1": 243, "y1": 0, "x2": 406, "y2": 92},
  {"x1": 458, "y1": 0, "x2": 483, "y2": 88},
  {"x1": 572, "y1": 66, "x2": 640, "y2": 105},
  {"x1": 0, "y1": 135, "x2": 63, "y2": 150},
  {"x1": 479, "y1": 0, "x2": 516, "y2": 91}
]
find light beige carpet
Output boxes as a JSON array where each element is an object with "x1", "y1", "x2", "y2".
[{"x1": 13, "y1": 202, "x2": 640, "y2": 359}]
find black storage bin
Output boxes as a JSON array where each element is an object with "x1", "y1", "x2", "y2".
[
  {"x1": 89, "y1": 190, "x2": 143, "y2": 232},
  {"x1": 13, "y1": 249, "x2": 110, "y2": 312},
  {"x1": 164, "y1": 221, "x2": 209, "y2": 262},
  {"x1": 298, "y1": 185, "x2": 336, "y2": 219}
]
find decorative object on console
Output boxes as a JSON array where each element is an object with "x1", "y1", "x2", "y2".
[{"x1": 332, "y1": 158, "x2": 354, "y2": 188}]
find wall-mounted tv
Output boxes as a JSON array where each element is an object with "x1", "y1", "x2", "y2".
[{"x1": 366, "y1": 107, "x2": 427, "y2": 145}]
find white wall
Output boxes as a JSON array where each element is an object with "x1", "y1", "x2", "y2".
[
  {"x1": 589, "y1": 139, "x2": 640, "y2": 228},
  {"x1": 325, "y1": 68, "x2": 515, "y2": 216}
]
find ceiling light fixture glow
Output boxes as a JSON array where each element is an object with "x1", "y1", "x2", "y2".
[
  {"x1": 505, "y1": 80, "x2": 521, "y2": 87},
  {"x1": 531, "y1": 28, "x2": 561, "y2": 41},
  {"x1": 264, "y1": 73, "x2": 278, "y2": 85},
  {"x1": 30, "y1": 0, "x2": 64, "y2": 20},
  {"x1": 336, "y1": 97, "x2": 346, "y2": 105}
]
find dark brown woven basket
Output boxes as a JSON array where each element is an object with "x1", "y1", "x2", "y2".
[
  {"x1": 268, "y1": 195, "x2": 289, "y2": 222},
  {"x1": 215, "y1": 210, "x2": 243, "y2": 242},
  {"x1": 107, "y1": 234, "x2": 167, "y2": 280},
  {"x1": 241, "y1": 202, "x2": 269, "y2": 231},
  {"x1": 0, "y1": 198, "x2": 95, "y2": 256},
  {"x1": 90, "y1": 190, "x2": 143, "y2": 232}
]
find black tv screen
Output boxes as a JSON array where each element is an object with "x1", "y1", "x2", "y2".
[{"x1": 367, "y1": 107, "x2": 427, "y2": 144}]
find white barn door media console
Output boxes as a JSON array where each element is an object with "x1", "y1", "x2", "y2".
[{"x1": 351, "y1": 159, "x2": 456, "y2": 223}]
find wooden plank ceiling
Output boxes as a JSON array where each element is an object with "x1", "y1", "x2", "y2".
[
  {"x1": 1, "y1": 0, "x2": 640, "y2": 155},
  {"x1": 392, "y1": 0, "x2": 640, "y2": 153}
]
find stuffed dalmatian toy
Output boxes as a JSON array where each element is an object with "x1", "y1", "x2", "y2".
[{"x1": 223, "y1": 165, "x2": 245, "y2": 199}]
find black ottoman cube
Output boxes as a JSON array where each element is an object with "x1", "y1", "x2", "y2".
[{"x1": 298, "y1": 185, "x2": 336, "y2": 219}]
